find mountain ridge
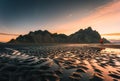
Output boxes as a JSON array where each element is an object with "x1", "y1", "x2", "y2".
[{"x1": 8, "y1": 27, "x2": 110, "y2": 44}]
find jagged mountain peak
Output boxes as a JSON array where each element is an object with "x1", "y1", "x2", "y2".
[{"x1": 8, "y1": 27, "x2": 110, "y2": 44}]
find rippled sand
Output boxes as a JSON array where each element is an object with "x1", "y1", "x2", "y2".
[{"x1": 0, "y1": 44, "x2": 120, "y2": 81}]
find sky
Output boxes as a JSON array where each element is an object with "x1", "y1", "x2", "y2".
[{"x1": 0, "y1": 0, "x2": 120, "y2": 42}]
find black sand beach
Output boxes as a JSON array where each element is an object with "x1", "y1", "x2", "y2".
[{"x1": 0, "y1": 44, "x2": 120, "y2": 81}]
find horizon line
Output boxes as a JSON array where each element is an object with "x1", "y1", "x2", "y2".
[{"x1": 1, "y1": 32, "x2": 120, "y2": 36}]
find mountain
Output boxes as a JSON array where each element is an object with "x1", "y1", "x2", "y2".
[
  {"x1": 68, "y1": 27, "x2": 100, "y2": 43},
  {"x1": 8, "y1": 27, "x2": 110, "y2": 44}
]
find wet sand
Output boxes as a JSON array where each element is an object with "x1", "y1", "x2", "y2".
[
  {"x1": 100, "y1": 44, "x2": 120, "y2": 48},
  {"x1": 0, "y1": 44, "x2": 120, "y2": 81}
]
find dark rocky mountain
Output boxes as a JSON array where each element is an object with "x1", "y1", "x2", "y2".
[
  {"x1": 8, "y1": 27, "x2": 110, "y2": 44},
  {"x1": 68, "y1": 27, "x2": 108, "y2": 43}
]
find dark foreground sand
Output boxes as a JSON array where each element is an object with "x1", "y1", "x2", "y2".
[{"x1": 0, "y1": 44, "x2": 120, "y2": 81}]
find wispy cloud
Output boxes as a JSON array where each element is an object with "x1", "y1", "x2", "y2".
[
  {"x1": 77, "y1": 0, "x2": 120, "y2": 26},
  {"x1": 102, "y1": 33, "x2": 120, "y2": 36},
  {"x1": 53, "y1": 0, "x2": 120, "y2": 35},
  {"x1": 0, "y1": 33, "x2": 19, "y2": 36}
]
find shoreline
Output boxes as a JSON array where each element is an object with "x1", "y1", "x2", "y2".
[
  {"x1": 0, "y1": 43, "x2": 120, "y2": 49},
  {"x1": 99, "y1": 44, "x2": 120, "y2": 49}
]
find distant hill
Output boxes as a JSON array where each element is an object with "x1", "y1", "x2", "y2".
[{"x1": 8, "y1": 27, "x2": 110, "y2": 44}]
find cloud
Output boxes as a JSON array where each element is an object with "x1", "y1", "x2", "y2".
[
  {"x1": 0, "y1": 33, "x2": 19, "y2": 36},
  {"x1": 73, "y1": 0, "x2": 120, "y2": 35},
  {"x1": 77, "y1": 0, "x2": 119, "y2": 23},
  {"x1": 102, "y1": 33, "x2": 120, "y2": 36},
  {"x1": 52, "y1": 0, "x2": 120, "y2": 35}
]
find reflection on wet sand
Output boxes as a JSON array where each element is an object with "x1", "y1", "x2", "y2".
[{"x1": 0, "y1": 44, "x2": 120, "y2": 81}]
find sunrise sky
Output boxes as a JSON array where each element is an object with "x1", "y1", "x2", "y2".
[{"x1": 0, "y1": 0, "x2": 120, "y2": 42}]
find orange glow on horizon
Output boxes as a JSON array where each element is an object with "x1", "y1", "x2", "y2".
[
  {"x1": 0, "y1": 35, "x2": 17, "y2": 42},
  {"x1": 0, "y1": 32, "x2": 120, "y2": 42}
]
